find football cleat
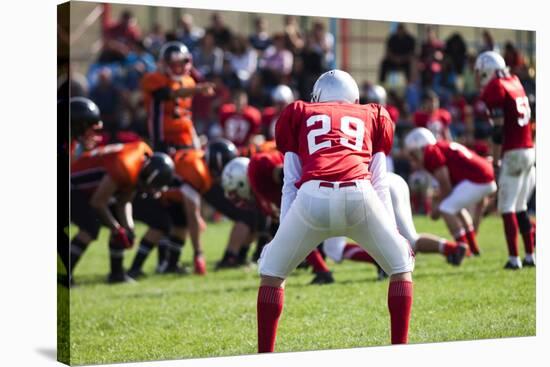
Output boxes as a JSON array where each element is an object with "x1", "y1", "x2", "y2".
[
  {"x1": 214, "y1": 254, "x2": 240, "y2": 270},
  {"x1": 447, "y1": 243, "x2": 468, "y2": 266},
  {"x1": 126, "y1": 269, "x2": 146, "y2": 281},
  {"x1": 523, "y1": 258, "x2": 535, "y2": 267},
  {"x1": 310, "y1": 271, "x2": 335, "y2": 285},
  {"x1": 503, "y1": 261, "x2": 522, "y2": 270},
  {"x1": 107, "y1": 273, "x2": 136, "y2": 284},
  {"x1": 162, "y1": 264, "x2": 190, "y2": 275}
]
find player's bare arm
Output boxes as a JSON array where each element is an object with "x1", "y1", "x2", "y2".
[{"x1": 89, "y1": 175, "x2": 121, "y2": 232}]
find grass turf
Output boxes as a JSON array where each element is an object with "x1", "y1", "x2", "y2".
[{"x1": 62, "y1": 215, "x2": 535, "y2": 365}]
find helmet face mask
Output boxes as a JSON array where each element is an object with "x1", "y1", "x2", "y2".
[
  {"x1": 138, "y1": 152, "x2": 175, "y2": 194},
  {"x1": 204, "y1": 138, "x2": 238, "y2": 179},
  {"x1": 70, "y1": 97, "x2": 102, "y2": 138},
  {"x1": 311, "y1": 69, "x2": 360, "y2": 104},
  {"x1": 160, "y1": 41, "x2": 192, "y2": 79}
]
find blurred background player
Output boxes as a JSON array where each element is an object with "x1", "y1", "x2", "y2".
[
  {"x1": 404, "y1": 128, "x2": 496, "y2": 257},
  {"x1": 261, "y1": 84, "x2": 295, "y2": 140},
  {"x1": 69, "y1": 97, "x2": 104, "y2": 159},
  {"x1": 219, "y1": 89, "x2": 262, "y2": 147},
  {"x1": 66, "y1": 142, "x2": 174, "y2": 284},
  {"x1": 141, "y1": 41, "x2": 215, "y2": 152},
  {"x1": 475, "y1": 51, "x2": 536, "y2": 269}
]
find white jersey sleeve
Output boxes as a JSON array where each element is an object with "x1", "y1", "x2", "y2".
[
  {"x1": 369, "y1": 152, "x2": 396, "y2": 226},
  {"x1": 281, "y1": 151, "x2": 302, "y2": 221}
]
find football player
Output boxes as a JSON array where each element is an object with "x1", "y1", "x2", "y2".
[
  {"x1": 219, "y1": 89, "x2": 262, "y2": 147},
  {"x1": 67, "y1": 142, "x2": 174, "y2": 284},
  {"x1": 404, "y1": 128, "x2": 497, "y2": 257},
  {"x1": 475, "y1": 51, "x2": 536, "y2": 269},
  {"x1": 70, "y1": 97, "x2": 103, "y2": 159},
  {"x1": 222, "y1": 153, "x2": 386, "y2": 284},
  {"x1": 141, "y1": 41, "x2": 215, "y2": 152},
  {"x1": 413, "y1": 90, "x2": 452, "y2": 141},
  {"x1": 255, "y1": 70, "x2": 415, "y2": 352}
]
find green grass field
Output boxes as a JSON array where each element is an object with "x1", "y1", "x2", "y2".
[{"x1": 61, "y1": 215, "x2": 535, "y2": 365}]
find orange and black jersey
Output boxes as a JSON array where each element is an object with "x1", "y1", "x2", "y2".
[
  {"x1": 141, "y1": 72, "x2": 197, "y2": 149},
  {"x1": 71, "y1": 141, "x2": 152, "y2": 195},
  {"x1": 238, "y1": 140, "x2": 278, "y2": 158},
  {"x1": 172, "y1": 149, "x2": 213, "y2": 195}
]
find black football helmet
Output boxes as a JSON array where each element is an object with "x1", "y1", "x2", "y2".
[
  {"x1": 138, "y1": 152, "x2": 175, "y2": 190},
  {"x1": 204, "y1": 138, "x2": 238, "y2": 178},
  {"x1": 70, "y1": 97, "x2": 102, "y2": 137},
  {"x1": 159, "y1": 41, "x2": 192, "y2": 78}
]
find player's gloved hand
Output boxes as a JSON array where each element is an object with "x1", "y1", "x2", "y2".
[
  {"x1": 126, "y1": 228, "x2": 136, "y2": 245},
  {"x1": 113, "y1": 227, "x2": 133, "y2": 249}
]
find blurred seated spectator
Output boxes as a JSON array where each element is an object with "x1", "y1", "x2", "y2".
[
  {"x1": 123, "y1": 40, "x2": 156, "y2": 92},
  {"x1": 418, "y1": 26, "x2": 444, "y2": 88},
  {"x1": 89, "y1": 68, "x2": 127, "y2": 142},
  {"x1": 306, "y1": 21, "x2": 335, "y2": 70},
  {"x1": 207, "y1": 12, "x2": 233, "y2": 50},
  {"x1": 461, "y1": 54, "x2": 478, "y2": 99},
  {"x1": 143, "y1": 23, "x2": 165, "y2": 57},
  {"x1": 478, "y1": 30, "x2": 499, "y2": 53},
  {"x1": 259, "y1": 33, "x2": 294, "y2": 88},
  {"x1": 58, "y1": 65, "x2": 89, "y2": 98},
  {"x1": 176, "y1": 13, "x2": 204, "y2": 52},
  {"x1": 444, "y1": 32, "x2": 467, "y2": 75},
  {"x1": 247, "y1": 73, "x2": 270, "y2": 108},
  {"x1": 504, "y1": 41, "x2": 526, "y2": 76},
  {"x1": 412, "y1": 89, "x2": 452, "y2": 141},
  {"x1": 220, "y1": 57, "x2": 242, "y2": 90},
  {"x1": 283, "y1": 15, "x2": 305, "y2": 54},
  {"x1": 219, "y1": 89, "x2": 262, "y2": 147},
  {"x1": 404, "y1": 76, "x2": 422, "y2": 114},
  {"x1": 227, "y1": 34, "x2": 258, "y2": 87},
  {"x1": 99, "y1": 6, "x2": 141, "y2": 63},
  {"x1": 192, "y1": 30, "x2": 224, "y2": 77},
  {"x1": 379, "y1": 23, "x2": 416, "y2": 84},
  {"x1": 448, "y1": 92, "x2": 471, "y2": 140},
  {"x1": 249, "y1": 16, "x2": 272, "y2": 52}
]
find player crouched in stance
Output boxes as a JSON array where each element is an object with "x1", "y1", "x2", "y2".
[
  {"x1": 404, "y1": 128, "x2": 497, "y2": 257},
  {"x1": 475, "y1": 51, "x2": 536, "y2": 269},
  {"x1": 66, "y1": 142, "x2": 174, "y2": 285},
  {"x1": 256, "y1": 70, "x2": 415, "y2": 352},
  {"x1": 388, "y1": 172, "x2": 468, "y2": 265}
]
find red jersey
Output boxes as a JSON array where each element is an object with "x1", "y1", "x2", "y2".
[
  {"x1": 261, "y1": 106, "x2": 281, "y2": 140},
  {"x1": 413, "y1": 108, "x2": 451, "y2": 140},
  {"x1": 219, "y1": 104, "x2": 262, "y2": 147},
  {"x1": 423, "y1": 141, "x2": 494, "y2": 187},
  {"x1": 386, "y1": 104, "x2": 400, "y2": 124},
  {"x1": 71, "y1": 141, "x2": 152, "y2": 194},
  {"x1": 248, "y1": 151, "x2": 284, "y2": 217},
  {"x1": 276, "y1": 101, "x2": 394, "y2": 188},
  {"x1": 480, "y1": 74, "x2": 533, "y2": 154}
]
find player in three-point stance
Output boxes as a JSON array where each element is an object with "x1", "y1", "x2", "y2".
[
  {"x1": 255, "y1": 70, "x2": 415, "y2": 352},
  {"x1": 475, "y1": 51, "x2": 536, "y2": 269}
]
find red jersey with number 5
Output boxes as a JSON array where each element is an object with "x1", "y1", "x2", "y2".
[
  {"x1": 480, "y1": 75, "x2": 533, "y2": 154},
  {"x1": 423, "y1": 141, "x2": 494, "y2": 186},
  {"x1": 276, "y1": 101, "x2": 394, "y2": 188}
]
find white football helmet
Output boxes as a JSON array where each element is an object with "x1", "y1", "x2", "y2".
[
  {"x1": 221, "y1": 157, "x2": 252, "y2": 201},
  {"x1": 271, "y1": 85, "x2": 294, "y2": 104},
  {"x1": 404, "y1": 127, "x2": 437, "y2": 151},
  {"x1": 366, "y1": 84, "x2": 387, "y2": 105},
  {"x1": 311, "y1": 69, "x2": 360, "y2": 104},
  {"x1": 475, "y1": 51, "x2": 507, "y2": 87}
]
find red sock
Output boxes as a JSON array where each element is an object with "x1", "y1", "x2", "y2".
[
  {"x1": 465, "y1": 229, "x2": 480, "y2": 254},
  {"x1": 257, "y1": 286, "x2": 284, "y2": 353},
  {"x1": 306, "y1": 250, "x2": 330, "y2": 273},
  {"x1": 388, "y1": 280, "x2": 413, "y2": 344},
  {"x1": 343, "y1": 243, "x2": 375, "y2": 263},
  {"x1": 453, "y1": 230, "x2": 467, "y2": 246},
  {"x1": 502, "y1": 213, "x2": 519, "y2": 257}
]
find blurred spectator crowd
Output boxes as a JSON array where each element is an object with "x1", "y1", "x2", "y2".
[{"x1": 59, "y1": 7, "x2": 536, "y2": 213}]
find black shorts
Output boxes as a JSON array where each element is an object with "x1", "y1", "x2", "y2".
[
  {"x1": 203, "y1": 183, "x2": 263, "y2": 231},
  {"x1": 70, "y1": 189, "x2": 117, "y2": 239},
  {"x1": 133, "y1": 194, "x2": 187, "y2": 234}
]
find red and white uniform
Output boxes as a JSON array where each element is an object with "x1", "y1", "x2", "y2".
[
  {"x1": 257, "y1": 101, "x2": 414, "y2": 278},
  {"x1": 480, "y1": 74, "x2": 535, "y2": 213},
  {"x1": 248, "y1": 151, "x2": 284, "y2": 218},
  {"x1": 423, "y1": 141, "x2": 497, "y2": 214},
  {"x1": 219, "y1": 104, "x2": 261, "y2": 147},
  {"x1": 413, "y1": 108, "x2": 451, "y2": 141}
]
